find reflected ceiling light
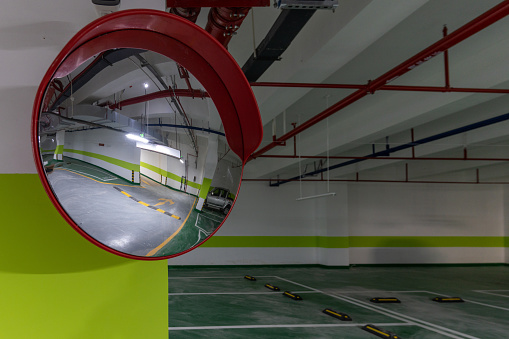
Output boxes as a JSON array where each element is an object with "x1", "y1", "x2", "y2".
[
  {"x1": 143, "y1": 82, "x2": 149, "y2": 89},
  {"x1": 136, "y1": 142, "x2": 181, "y2": 159},
  {"x1": 126, "y1": 133, "x2": 149, "y2": 143}
]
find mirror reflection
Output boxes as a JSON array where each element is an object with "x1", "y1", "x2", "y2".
[{"x1": 38, "y1": 49, "x2": 242, "y2": 257}]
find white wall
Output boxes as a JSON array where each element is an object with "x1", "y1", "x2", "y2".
[
  {"x1": 169, "y1": 181, "x2": 349, "y2": 266},
  {"x1": 170, "y1": 180, "x2": 506, "y2": 266},
  {"x1": 64, "y1": 128, "x2": 141, "y2": 183}
]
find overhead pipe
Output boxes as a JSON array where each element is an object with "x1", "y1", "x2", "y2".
[
  {"x1": 168, "y1": 7, "x2": 201, "y2": 23},
  {"x1": 147, "y1": 123, "x2": 225, "y2": 137},
  {"x1": 242, "y1": 178, "x2": 509, "y2": 185},
  {"x1": 242, "y1": 9, "x2": 316, "y2": 82},
  {"x1": 269, "y1": 110, "x2": 509, "y2": 186},
  {"x1": 250, "y1": 82, "x2": 509, "y2": 94},
  {"x1": 257, "y1": 154, "x2": 509, "y2": 162},
  {"x1": 49, "y1": 48, "x2": 145, "y2": 112},
  {"x1": 107, "y1": 89, "x2": 208, "y2": 110},
  {"x1": 205, "y1": 7, "x2": 251, "y2": 47},
  {"x1": 248, "y1": 1, "x2": 509, "y2": 161}
]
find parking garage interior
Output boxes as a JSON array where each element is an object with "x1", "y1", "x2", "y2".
[{"x1": 2, "y1": 1, "x2": 509, "y2": 338}]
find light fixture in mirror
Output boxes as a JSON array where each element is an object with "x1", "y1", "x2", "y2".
[{"x1": 32, "y1": 10, "x2": 263, "y2": 260}]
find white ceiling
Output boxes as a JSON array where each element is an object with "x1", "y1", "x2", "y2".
[{"x1": 4, "y1": 0, "x2": 509, "y2": 183}]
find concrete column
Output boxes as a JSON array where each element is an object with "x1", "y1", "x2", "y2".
[
  {"x1": 196, "y1": 134, "x2": 218, "y2": 211},
  {"x1": 53, "y1": 130, "x2": 65, "y2": 161}
]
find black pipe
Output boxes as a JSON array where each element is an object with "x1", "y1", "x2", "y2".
[
  {"x1": 271, "y1": 111, "x2": 509, "y2": 186},
  {"x1": 147, "y1": 123, "x2": 225, "y2": 136}
]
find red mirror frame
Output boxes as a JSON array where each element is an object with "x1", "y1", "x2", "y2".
[{"x1": 31, "y1": 9, "x2": 263, "y2": 260}]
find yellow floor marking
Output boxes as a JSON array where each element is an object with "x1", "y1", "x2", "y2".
[
  {"x1": 121, "y1": 191, "x2": 131, "y2": 197},
  {"x1": 156, "y1": 208, "x2": 166, "y2": 213},
  {"x1": 154, "y1": 198, "x2": 174, "y2": 206},
  {"x1": 171, "y1": 215, "x2": 181, "y2": 220},
  {"x1": 55, "y1": 168, "x2": 142, "y2": 188},
  {"x1": 138, "y1": 201, "x2": 150, "y2": 207},
  {"x1": 146, "y1": 197, "x2": 197, "y2": 257}
]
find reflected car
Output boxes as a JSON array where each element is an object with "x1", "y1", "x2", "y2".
[{"x1": 204, "y1": 187, "x2": 233, "y2": 215}]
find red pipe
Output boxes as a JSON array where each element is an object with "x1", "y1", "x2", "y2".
[
  {"x1": 205, "y1": 7, "x2": 251, "y2": 47},
  {"x1": 256, "y1": 154, "x2": 509, "y2": 162},
  {"x1": 107, "y1": 89, "x2": 208, "y2": 109},
  {"x1": 248, "y1": 1, "x2": 509, "y2": 161},
  {"x1": 250, "y1": 82, "x2": 509, "y2": 94},
  {"x1": 168, "y1": 7, "x2": 201, "y2": 23},
  {"x1": 443, "y1": 25, "x2": 451, "y2": 88}
]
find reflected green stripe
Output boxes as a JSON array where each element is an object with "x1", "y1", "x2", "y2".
[
  {"x1": 200, "y1": 236, "x2": 506, "y2": 248},
  {"x1": 64, "y1": 149, "x2": 139, "y2": 171},
  {"x1": 140, "y1": 161, "x2": 201, "y2": 189},
  {"x1": 199, "y1": 178, "x2": 212, "y2": 199}
]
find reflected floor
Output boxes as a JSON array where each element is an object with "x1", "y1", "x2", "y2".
[{"x1": 45, "y1": 156, "x2": 222, "y2": 257}]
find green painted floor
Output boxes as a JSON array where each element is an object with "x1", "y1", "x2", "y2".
[{"x1": 168, "y1": 265, "x2": 509, "y2": 338}]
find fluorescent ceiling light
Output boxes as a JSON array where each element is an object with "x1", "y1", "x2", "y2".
[
  {"x1": 144, "y1": 82, "x2": 149, "y2": 89},
  {"x1": 179, "y1": 158, "x2": 184, "y2": 164},
  {"x1": 136, "y1": 142, "x2": 181, "y2": 159},
  {"x1": 126, "y1": 133, "x2": 149, "y2": 143}
]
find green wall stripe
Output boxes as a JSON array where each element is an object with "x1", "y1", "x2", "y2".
[
  {"x1": 199, "y1": 236, "x2": 507, "y2": 248},
  {"x1": 140, "y1": 161, "x2": 201, "y2": 189},
  {"x1": 64, "y1": 148, "x2": 139, "y2": 171},
  {"x1": 199, "y1": 178, "x2": 212, "y2": 199},
  {"x1": 349, "y1": 236, "x2": 505, "y2": 248}
]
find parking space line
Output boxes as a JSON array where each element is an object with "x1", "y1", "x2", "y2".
[
  {"x1": 169, "y1": 322, "x2": 414, "y2": 331},
  {"x1": 424, "y1": 290, "x2": 509, "y2": 312},
  {"x1": 168, "y1": 291, "x2": 318, "y2": 296},
  {"x1": 473, "y1": 290, "x2": 509, "y2": 298},
  {"x1": 55, "y1": 168, "x2": 138, "y2": 187},
  {"x1": 273, "y1": 276, "x2": 477, "y2": 339},
  {"x1": 168, "y1": 276, "x2": 278, "y2": 279}
]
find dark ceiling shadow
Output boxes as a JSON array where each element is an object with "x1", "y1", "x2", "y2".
[{"x1": 0, "y1": 21, "x2": 76, "y2": 50}]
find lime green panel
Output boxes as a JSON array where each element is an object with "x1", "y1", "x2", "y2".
[
  {"x1": 199, "y1": 177, "x2": 212, "y2": 199},
  {"x1": 64, "y1": 148, "x2": 139, "y2": 171},
  {"x1": 505, "y1": 237, "x2": 509, "y2": 247},
  {"x1": 140, "y1": 161, "x2": 201, "y2": 189},
  {"x1": 349, "y1": 236, "x2": 505, "y2": 248},
  {"x1": 0, "y1": 174, "x2": 167, "y2": 338},
  {"x1": 54, "y1": 145, "x2": 64, "y2": 155}
]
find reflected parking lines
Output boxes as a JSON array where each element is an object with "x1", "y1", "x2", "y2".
[{"x1": 113, "y1": 186, "x2": 181, "y2": 220}]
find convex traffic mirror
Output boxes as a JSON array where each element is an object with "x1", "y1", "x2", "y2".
[{"x1": 32, "y1": 10, "x2": 262, "y2": 259}]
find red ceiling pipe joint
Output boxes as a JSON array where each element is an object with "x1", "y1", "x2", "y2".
[
  {"x1": 168, "y1": 7, "x2": 201, "y2": 23},
  {"x1": 248, "y1": 0, "x2": 509, "y2": 161},
  {"x1": 205, "y1": 7, "x2": 251, "y2": 47}
]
